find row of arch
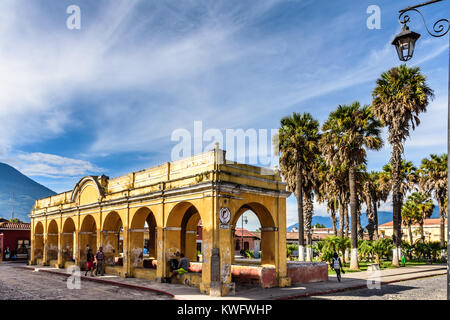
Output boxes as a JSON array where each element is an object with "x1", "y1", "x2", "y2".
[{"x1": 33, "y1": 201, "x2": 277, "y2": 270}]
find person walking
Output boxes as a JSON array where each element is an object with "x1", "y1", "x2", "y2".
[
  {"x1": 331, "y1": 252, "x2": 345, "y2": 282},
  {"x1": 85, "y1": 248, "x2": 95, "y2": 277},
  {"x1": 95, "y1": 247, "x2": 105, "y2": 276}
]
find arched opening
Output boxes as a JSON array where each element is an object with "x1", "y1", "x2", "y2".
[
  {"x1": 166, "y1": 202, "x2": 202, "y2": 263},
  {"x1": 232, "y1": 203, "x2": 276, "y2": 266},
  {"x1": 62, "y1": 218, "x2": 76, "y2": 264},
  {"x1": 34, "y1": 222, "x2": 44, "y2": 261},
  {"x1": 79, "y1": 215, "x2": 97, "y2": 267},
  {"x1": 47, "y1": 220, "x2": 59, "y2": 263},
  {"x1": 130, "y1": 207, "x2": 157, "y2": 269},
  {"x1": 102, "y1": 211, "x2": 123, "y2": 266},
  {"x1": 234, "y1": 211, "x2": 261, "y2": 260}
]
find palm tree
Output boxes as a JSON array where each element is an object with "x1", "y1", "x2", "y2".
[
  {"x1": 278, "y1": 112, "x2": 320, "y2": 261},
  {"x1": 362, "y1": 169, "x2": 376, "y2": 240},
  {"x1": 410, "y1": 192, "x2": 435, "y2": 243},
  {"x1": 316, "y1": 160, "x2": 340, "y2": 236},
  {"x1": 419, "y1": 154, "x2": 447, "y2": 248},
  {"x1": 372, "y1": 64, "x2": 434, "y2": 266},
  {"x1": 402, "y1": 199, "x2": 421, "y2": 245},
  {"x1": 321, "y1": 102, "x2": 383, "y2": 270}
]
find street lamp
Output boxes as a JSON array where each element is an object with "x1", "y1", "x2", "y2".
[
  {"x1": 392, "y1": 25, "x2": 421, "y2": 61},
  {"x1": 391, "y1": 0, "x2": 449, "y2": 299},
  {"x1": 241, "y1": 215, "x2": 248, "y2": 255}
]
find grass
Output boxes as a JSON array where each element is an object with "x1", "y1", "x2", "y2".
[{"x1": 327, "y1": 259, "x2": 429, "y2": 275}]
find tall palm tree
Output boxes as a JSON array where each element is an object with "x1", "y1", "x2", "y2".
[
  {"x1": 321, "y1": 102, "x2": 383, "y2": 270},
  {"x1": 402, "y1": 199, "x2": 420, "y2": 245},
  {"x1": 278, "y1": 112, "x2": 320, "y2": 261},
  {"x1": 372, "y1": 171, "x2": 389, "y2": 239},
  {"x1": 303, "y1": 154, "x2": 322, "y2": 261},
  {"x1": 372, "y1": 64, "x2": 434, "y2": 266},
  {"x1": 419, "y1": 154, "x2": 448, "y2": 248},
  {"x1": 407, "y1": 192, "x2": 435, "y2": 243},
  {"x1": 362, "y1": 169, "x2": 376, "y2": 240},
  {"x1": 316, "y1": 160, "x2": 341, "y2": 236}
]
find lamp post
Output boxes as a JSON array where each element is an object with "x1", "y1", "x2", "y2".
[
  {"x1": 241, "y1": 215, "x2": 248, "y2": 254},
  {"x1": 391, "y1": 0, "x2": 449, "y2": 299}
]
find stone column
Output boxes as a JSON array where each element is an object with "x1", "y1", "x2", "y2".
[
  {"x1": 57, "y1": 232, "x2": 63, "y2": 268},
  {"x1": 156, "y1": 226, "x2": 167, "y2": 282},
  {"x1": 43, "y1": 233, "x2": 49, "y2": 266},
  {"x1": 276, "y1": 197, "x2": 290, "y2": 287},
  {"x1": 122, "y1": 228, "x2": 129, "y2": 278}
]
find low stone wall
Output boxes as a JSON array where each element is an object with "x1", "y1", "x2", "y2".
[
  {"x1": 133, "y1": 267, "x2": 157, "y2": 281},
  {"x1": 104, "y1": 266, "x2": 124, "y2": 277},
  {"x1": 287, "y1": 262, "x2": 328, "y2": 284}
]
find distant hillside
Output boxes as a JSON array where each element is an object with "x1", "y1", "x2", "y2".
[
  {"x1": 0, "y1": 163, "x2": 56, "y2": 222},
  {"x1": 287, "y1": 207, "x2": 440, "y2": 231}
]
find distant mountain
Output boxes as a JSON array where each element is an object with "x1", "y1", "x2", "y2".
[
  {"x1": 287, "y1": 207, "x2": 440, "y2": 231},
  {"x1": 0, "y1": 163, "x2": 56, "y2": 222}
]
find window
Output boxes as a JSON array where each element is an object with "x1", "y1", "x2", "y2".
[{"x1": 235, "y1": 240, "x2": 240, "y2": 251}]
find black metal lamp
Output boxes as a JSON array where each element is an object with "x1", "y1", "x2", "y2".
[{"x1": 392, "y1": 25, "x2": 421, "y2": 61}]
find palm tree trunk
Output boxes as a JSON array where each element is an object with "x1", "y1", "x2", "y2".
[
  {"x1": 344, "y1": 203, "x2": 349, "y2": 238},
  {"x1": 330, "y1": 207, "x2": 337, "y2": 236},
  {"x1": 420, "y1": 223, "x2": 425, "y2": 243},
  {"x1": 304, "y1": 193, "x2": 313, "y2": 262},
  {"x1": 408, "y1": 225, "x2": 413, "y2": 245},
  {"x1": 366, "y1": 196, "x2": 374, "y2": 241},
  {"x1": 438, "y1": 198, "x2": 445, "y2": 249},
  {"x1": 349, "y1": 166, "x2": 359, "y2": 270},
  {"x1": 391, "y1": 144, "x2": 402, "y2": 267},
  {"x1": 339, "y1": 199, "x2": 345, "y2": 238},
  {"x1": 373, "y1": 200, "x2": 379, "y2": 240},
  {"x1": 296, "y1": 163, "x2": 305, "y2": 261}
]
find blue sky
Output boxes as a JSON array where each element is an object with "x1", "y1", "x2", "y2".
[{"x1": 0, "y1": 0, "x2": 448, "y2": 230}]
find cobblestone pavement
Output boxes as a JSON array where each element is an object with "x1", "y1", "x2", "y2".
[
  {"x1": 301, "y1": 275, "x2": 446, "y2": 300},
  {"x1": 0, "y1": 263, "x2": 172, "y2": 300}
]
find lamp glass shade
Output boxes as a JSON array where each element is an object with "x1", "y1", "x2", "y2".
[{"x1": 391, "y1": 25, "x2": 421, "y2": 61}]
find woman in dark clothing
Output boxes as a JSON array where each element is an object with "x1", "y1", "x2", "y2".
[{"x1": 85, "y1": 248, "x2": 95, "y2": 277}]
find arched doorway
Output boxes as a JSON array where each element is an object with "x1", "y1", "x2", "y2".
[
  {"x1": 129, "y1": 207, "x2": 157, "y2": 268},
  {"x1": 79, "y1": 215, "x2": 97, "y2": 267},
  {"x1": 61, "y1": 218, "x2": 76, "y2": 264},
  {"x1": 47, "y1": 220, "x2": 58, "y2": 263},
  {"x1": 166, "y1": 202, "x2": 202, "y2": 263},
  {"x1": 34, "y1": 222, "x2": 44, "y2": 261},
  {"x1": 102, "y1": 211, "x2": 123, "y2": 266},
  {"x1": 232, "y1": 203, "x2": 276, "y2": 266}
]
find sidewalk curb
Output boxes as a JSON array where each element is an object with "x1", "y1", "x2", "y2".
[
  {"x1": 275, "y1": 271, "x2": 446, "y2": 300},
  {"x1": 16, "y1": 266, "x2": 175, "y2": 298}
]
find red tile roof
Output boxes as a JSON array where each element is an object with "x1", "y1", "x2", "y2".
[
  {"x1": 379, "y1": 218, "x2": 447, "y2": 228},
  {"x1": 0, "y1": 222, "x2": 31, "y2": 230},
  {"x1": 234, "y1": 228, "x2": 258, "y2": 238}
]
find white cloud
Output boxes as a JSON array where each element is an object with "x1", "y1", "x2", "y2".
[{"x1": 5, "y1": 152, "x2": 103, "y2": 178}]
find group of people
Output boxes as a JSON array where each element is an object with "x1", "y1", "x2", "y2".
[
  {"x1": 84, "y1": 245, "x2": 106, "y2": 277},
  {"x1": 84, "y1": 246, "x2": 191, "y2": 281}
]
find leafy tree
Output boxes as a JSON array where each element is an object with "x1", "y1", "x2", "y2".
[{"x1": 372, "y1": 64, "x2": 434, "y2": 266}]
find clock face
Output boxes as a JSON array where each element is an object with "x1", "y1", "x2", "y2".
[{"x1": 219, "y1": 207, "x2": 231, "y2": 224}]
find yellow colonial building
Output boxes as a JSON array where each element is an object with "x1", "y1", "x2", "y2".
[
  {"x1": 29, "y1": 147, "x2": 293, "y2": 296},
  {"x1": 378, "y1": 218, "x2": 448, "y2": 243}
]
